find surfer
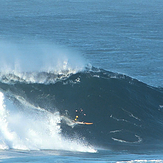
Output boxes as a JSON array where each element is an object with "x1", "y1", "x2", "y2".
[
  {"x1": 72, "y1": 115, "x2": 84, "y2": 124},
  {"x1": 61, "y1": 109, "x2": 93, "y2": 126},
  {"x1": 74, "y1": 109, "x2": 93, "y2": 125}
]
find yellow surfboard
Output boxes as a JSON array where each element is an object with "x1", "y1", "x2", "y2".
[{"x1": 84, "y1": 122, "x2": 93, "y2": 125}]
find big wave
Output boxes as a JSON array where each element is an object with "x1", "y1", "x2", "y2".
[
  {"x1": 0, "y1": 41, "x2": 163, "y2": 152},
  {"x1": 0, "y1": 67, "x2": 163, "y2": 152}
]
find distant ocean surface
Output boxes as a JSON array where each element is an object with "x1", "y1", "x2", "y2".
[{"x1": 0, "y1": 0, "x2": 163, "y2": 162}]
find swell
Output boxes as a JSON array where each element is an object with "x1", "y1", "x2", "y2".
[{"x1": 0, "y1": 68, "x2": 163, "y2": 151}]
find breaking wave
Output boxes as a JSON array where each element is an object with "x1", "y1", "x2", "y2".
[
  {"x1": 0, "y1": 41, "x2": 163, "y2": 152},
  {"x1": 0, "y1": 67, "x2": 163, "y2": 152}
]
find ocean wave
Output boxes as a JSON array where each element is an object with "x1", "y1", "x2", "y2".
[{"x1": 0, "y1": 67, "x2": 163, "y2": 152}]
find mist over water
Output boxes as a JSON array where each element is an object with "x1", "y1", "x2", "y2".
[
  {"x1": 0, "y1": 40, "x2": 86, "y2": 74},
  {"x1": 0, "y1": 40, "x2": 88, "y2": 84}
]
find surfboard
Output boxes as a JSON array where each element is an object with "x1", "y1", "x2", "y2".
[
  {"x1": 61, "y1": 116, "x2": 93, "y2": 127},
  {"x1": 75, "y1": 121, "x2": 93, "y2": 125},
  {"x1": 84, "y1": 122, "x2": 93, "y2": 125}
]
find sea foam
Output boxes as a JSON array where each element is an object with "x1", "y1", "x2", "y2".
[{"x1": 0, "y1": 92, "x2": 96, "y2": 152}]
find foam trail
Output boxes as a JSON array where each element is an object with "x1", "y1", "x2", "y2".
[{"x1": 0, "y1": 92, "x2": 96, "y2": 152}]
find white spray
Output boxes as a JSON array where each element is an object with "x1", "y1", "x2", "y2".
[
  {"x1": 0, "y1": 92, "x2": 96, "y2": 152},
  {"x1": 0, "y1": 40, "x2": 87, "y2": 83}
]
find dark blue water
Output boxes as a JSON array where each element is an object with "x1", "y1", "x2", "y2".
[{"x1": 0, "y1": 0, "x2": 163, "y2": 162}]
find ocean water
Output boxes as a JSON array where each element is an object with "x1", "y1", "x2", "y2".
[{"x1": 0, "y1": 0, "x2": 163, "y2": 162}]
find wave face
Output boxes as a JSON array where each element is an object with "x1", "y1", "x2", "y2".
[{"x1": 0, "y1": 67, "x2": 163, "y2": 152}]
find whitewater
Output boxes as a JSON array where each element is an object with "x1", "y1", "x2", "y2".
[
  {"x1": 0, "y1": 73, "x2": 96, "y2": 153},
  {"x1": 0, "y1": 89, "x2": 96, "y2": 152}
]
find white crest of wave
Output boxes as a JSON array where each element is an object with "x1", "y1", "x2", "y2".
[
  {"x1": 0, "y1": 92, "x2": 96, "y2": 153},
  {"x1": 0, "y1": 40, "x2": 87, "y2": 83}
]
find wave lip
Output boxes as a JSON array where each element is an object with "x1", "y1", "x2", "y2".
[
  {"x1": 0, "y1": 71, "x2": 80, "y2": 84},
  {"x1": 0, "y1": 40, "x2": 87, "y2": 84}
]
